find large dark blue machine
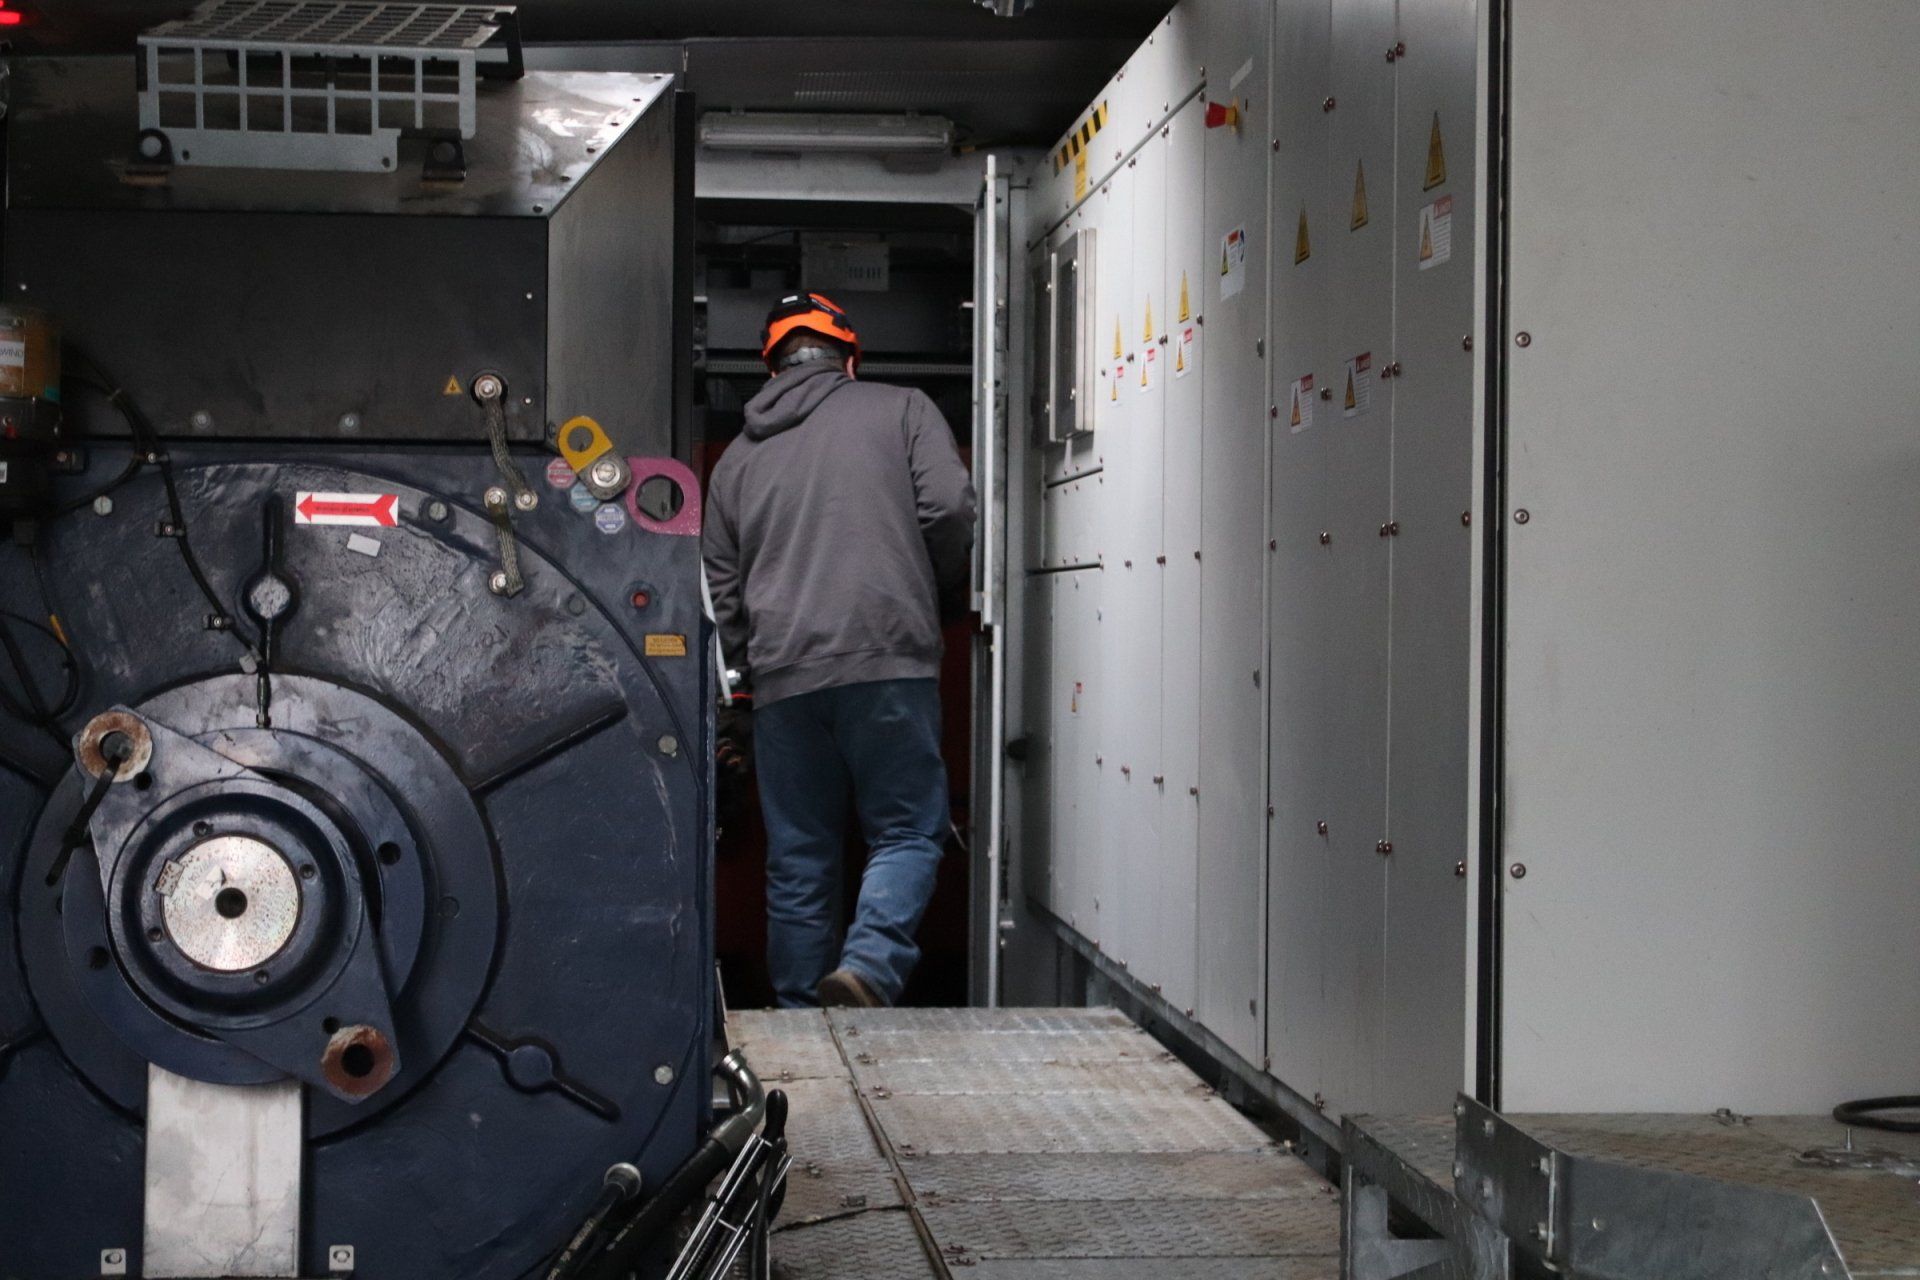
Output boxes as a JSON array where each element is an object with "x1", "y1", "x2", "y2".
[{"x1": 0, "y1": 33, "x2": 728, "y2": 1280}]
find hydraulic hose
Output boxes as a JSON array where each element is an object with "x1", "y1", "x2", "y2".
[
  {"x1": 1833, "y1": 1095, "x2": 1920, "y2": 1134},
  {"x1": 583, "y1": 1052, "x2": 766, "y2": 1280}
]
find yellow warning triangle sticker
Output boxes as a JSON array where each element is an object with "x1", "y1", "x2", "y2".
[
  {"x1": 442, "y1": 374, "x2": 463, "y2": 396},
  {"x1": 1140, "y1": 360, "x2": 1148, "y2": 388},
  {"x1": 1113, "y1": 318, "x2": 1124, "y2": 360},
  {"x1": 1111, "y1": 372, "x2": 1119, "y2": 402},
  {"x1": 1419, "y1": 216, "x2": 1434, "y2": 262},
  {"x1": 1289, "y1": 385, "x2": 1302, "y2": 427},
  {"x1": 1178, "y1": 272, "x2": 1191, "y2": 322},
  {"x1": 1351, "y1": 161, "x2": 1370, "y2": 231},
  {"x1": 1143, "y1": 298, "x2": 1154, "y2": 344},
  {"x1": 1344, "y1": 368, "x2": 1357, "y2": 410},
  {"x1": 1175, "y1": 343, "x2": 1185, "y2": 373},
  {"x1": 1424, "y1": 112, "x2": 1447, "y2": 190},
  {"x1": 1295, "y1": 207, "x2": 1312, "y2": 264},
  {"x1": 1221, "y1": 242, "x2": 1231, "y2": 276}
]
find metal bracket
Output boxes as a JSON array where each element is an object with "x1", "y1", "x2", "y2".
[{"x1": 1453, "y1": 1096, "x2": 1849, "y2": 1280}]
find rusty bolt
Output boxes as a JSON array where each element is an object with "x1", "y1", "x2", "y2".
[
  {"x1": 1510, "y1": 862, "x2": 1528, "y2": 879},
  {"x1": 321, "y1": 1024, "x2": 396, "y2": 1097}
]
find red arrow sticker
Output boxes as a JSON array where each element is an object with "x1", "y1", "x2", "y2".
[{"x1": 294, "y1": 491, "x2": 399, "y2": 527}]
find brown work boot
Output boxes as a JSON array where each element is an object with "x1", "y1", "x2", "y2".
[{"x1": 816, "y1": 968, "x2": 886, "y2": 1008}]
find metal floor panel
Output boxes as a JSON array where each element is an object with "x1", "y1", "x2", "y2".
[
  {"x1": 906, "y1": 1151, "x2": 1326, "y2": 1203},
  {"x1": 745, "y1": 1007, "x2": 1338, "y2": 1276},
  {"x1": 1354, "y1": 1110, "x2": 1920, "y2": 1277}
]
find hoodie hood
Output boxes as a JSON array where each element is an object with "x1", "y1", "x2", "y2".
[{"x1": 742, "y1": 362, "x2": 850, "y2": 440}]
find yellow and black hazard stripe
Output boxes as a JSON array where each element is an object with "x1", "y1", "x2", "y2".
[{"x1": 1053, "y1": 100, "x2": 1110, "y2": 173}]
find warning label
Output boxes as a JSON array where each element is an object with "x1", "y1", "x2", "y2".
[
  {"x1": 1178, "y1": 272, "x2": 1192, "y2": 323},
  {"x1": 1074, "y1": 150, "x2": 1089, "y2": 201},
  {"x1": 1138, "y1": 344, "x2": 1157, "y2": 392},
  {"x1": 1295, "y1": 208, "x2": 1311, "y2": 265},
  {"x1": 442, "y1": 374, "x2": 463, "y2": 396},
  {"x1": 1288, "y1": 374, "x2": 1315, "y2": 434},
  {"x1": 0, "y1": 339, "x2": 24, "y2": 370},
  {"x1": 1424, "y1": 112, "x2": 1448, "y2": 190},
  {"x1": 545, "y1": 457, "x2": 578, "y2": 489},
  {"x1": 1342, "y1": 353, "x2": 1374, "y2": 419},
  {"x1": 1114, "y1": 318, "x2": 1124, "y2": 361},
  {"x1": 1143, "y1": 298, "x2": 1155, "y2": 343},
  {"x1": 1219, "y1": 226, "x2": 1248, "y2": 300},
  {"x1": 294, "y1": 491, "x2": 398, "y2": 527},
  {"x1": 1111, "y1": 361, "x2": 1124, "y2": 401},
  {"x1": 1418, "y1": 195, "x2": 1454, "y2": 270},
  {"x1": 1175, "y1": 326, "x2": 1195, "y2": 378},
  {"x1": 645, "y1": 633, "x2": 688, "y2": 658},
  {"x1": 1351, "y1": 161, "x2": 1370, "y2": 231}
]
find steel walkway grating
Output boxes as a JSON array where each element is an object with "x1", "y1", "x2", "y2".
[{"x1": 730, "y1": 1006, "x2": 1339, "y2": 1278}]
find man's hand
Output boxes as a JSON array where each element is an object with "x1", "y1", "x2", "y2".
[{"x1": 716, "y1": 693, "x2": 754, "y2": 775}]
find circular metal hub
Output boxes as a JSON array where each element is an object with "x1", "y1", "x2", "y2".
[{"x1": 158, "y1": 835, "x2": 301, "y2": 972}]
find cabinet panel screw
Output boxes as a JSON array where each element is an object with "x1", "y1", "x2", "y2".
[
  {"x1": 1513, "y1": 509, "x2": 1531, "y2": 524},
  {"x1": 1510, "y1": 862, "x2": 1528, "y2": 879},
  {"x1": 1514, "y1": 331, "x2": 1533, "y2": 347},
  {"x1": 1455, "y1": 861, "x2": 1468, "y2": 877},
  {"x1": 1322, "y1": 97, "x2": 1337, "y2": 112}
]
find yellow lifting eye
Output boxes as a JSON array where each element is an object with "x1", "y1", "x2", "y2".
[{"x1": 557, "y1": 415, "x2": 614, "y2": 473}]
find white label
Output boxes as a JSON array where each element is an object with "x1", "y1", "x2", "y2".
[
  {"x1": 1418, "y1": 195, "x2": 1454, "y2": 270},
  {"x1": 0, "y1": 461, "x2": 9, "y2": 483},
  {"x1": 0, "y1": 338, "x2": 24, "y2": 370},
  {"x1": 1288, "y1": 374, "x2": 1315, "y2": 434},
  {"x1": 1175, "y1": 325, "x2": 1196, "y2": 378},
  {"x1": 1342, "y1": 353, "x2": 1374, "y2": 419},
  {"x1": 1137, "y1": 344, "x2": 1157, "y2": 392},
  {"x1": 1219, "y1": 226, "x2": 1248, "y2": 300},
  {"x1": 345, "y1": 533, "x2": 382, "y2": 558},
  {"x1": 293, "y1": 491, "x2": 399, "y2": 527}
]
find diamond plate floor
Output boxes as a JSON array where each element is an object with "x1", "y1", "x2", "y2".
[
  {"x1": 1354, "y1": 1110, "x2": 1920, "y2": 1277},
  {"x1": 730, "y1": 1007, "x2": 1338, "y2": 1279}
]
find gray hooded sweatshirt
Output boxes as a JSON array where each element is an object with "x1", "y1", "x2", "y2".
[{"x1": 703, "y1": 363, "x2": 977, "y2": 706}]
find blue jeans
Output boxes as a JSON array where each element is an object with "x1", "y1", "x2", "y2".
[{"x1": 753, "y1": 678, "x2": 948, "y2": 1007}]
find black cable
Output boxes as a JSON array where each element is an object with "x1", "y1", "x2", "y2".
[
  {"x1": 1833, "y1": 1096, "x2": 1920, "y2": 1134},
  {"x1": 0, "y1": 611, "x2": 75, "y2": 751},
  {"x1": 59, "y1": 346, "x2": 257, "y2": 654},
  {"x1": 43, "y1": 735, "x2": 131, "y2": 888}
]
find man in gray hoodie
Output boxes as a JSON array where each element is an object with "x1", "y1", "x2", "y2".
[{"x1": 703, "y1": 293, "x2": 977, "y2": 1008}]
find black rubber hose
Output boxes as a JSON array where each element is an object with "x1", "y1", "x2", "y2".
[
  {"x1": 1833, "y1": 1095, "x2": 1920, "y2": 1134},
  {"x1": 584, "y1": 1138, "x2": 735, "y2": 1280}
]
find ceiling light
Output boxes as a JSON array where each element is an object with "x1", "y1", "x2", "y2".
[{"x1": 697, "y1": 112, "x2": 954, "y2": 155}]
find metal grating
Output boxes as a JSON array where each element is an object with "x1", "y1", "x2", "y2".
[
  {"x1": 906, "y1": 1151, "x2": 1330, "y2": 1204},
  {"x1": 917, "y1": 1198, "x2": 1342, "y2": 1261},
  {"x1": 147, "y1": 2, "x2": 505, "y2": 50},
  {"x1": 870, "y1": 1090, "x2": 1275, "y2": 1156},
  {"x1": 136, "y1": 1, "x2": 515, "y2": 172}
]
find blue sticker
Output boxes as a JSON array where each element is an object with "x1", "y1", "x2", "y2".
[
  {"x1": 593, "y1": 503, "x2": 627, "y2": 535},
  {"x1": 568, "y1": 482, "x2": 599, "y2": 513}
]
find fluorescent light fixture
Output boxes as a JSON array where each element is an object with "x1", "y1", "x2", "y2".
[{"x1": 697, "y1": 112, "x2": 955, "y2": 154}]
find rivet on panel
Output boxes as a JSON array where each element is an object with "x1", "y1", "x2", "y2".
[
  {"x1": 1455, "y1": 861, "x2": 1468, "y2": 877},
  {"x1": 1460, "y1": 511, "x2": 1471, "y2": 527},
  {"x1": 1462, "y1": 334, "x2": 1474, "y2": 351},
  {"x1": 1513, "y1": 509, "x2": 1531, "y2": 524},
  {"x1": 1322, "y1": 97, "x2": 1337, "y2": 112},
  {"x1": 1319, "y1": 532, "x2": 1331, "y2": 545},
  {"x1": 1316, "y1": 821, "x2": 1328, "y2": 836},
  {"x1": 1514, "y1": 331, "x2": 1533, "y2": 347},
  {"x1": 1510, "y1": 863, "x2": 1528, "y2": 879}
]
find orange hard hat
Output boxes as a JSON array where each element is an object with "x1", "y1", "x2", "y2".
[{"x1": 760, "y1": 293, "x2": 861, "y2": 371}]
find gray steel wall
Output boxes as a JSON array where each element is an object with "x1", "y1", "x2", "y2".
[{"x1": 1497, "y1": 0, "x2": 1920, "y2": 1112}]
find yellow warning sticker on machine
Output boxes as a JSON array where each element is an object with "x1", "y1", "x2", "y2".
[
  {"x1": 1219, "y1": 226, "x2": 1248, "y2": 300},
  {"x1": 1288, "y1": 374, "x2": 1315, "y2": 434},
  {"x1": 1178, "y1": 272, "x2": 1191, "y2": 323},
  {"x1": 1351, "y1": 161, "x2": 1370, "y2": 230},
  {"x1": 1143, "y1": 298, "x2": 1154, "y2": 344},
  {"x1": 1418, "y1": 195, "x2": 1454, "y2": 270},
  {"x1": 1138, "y1": 344, "x2": 1157, "y2": 392},
  {"x1": 1113, "y1": 318, "x2": 1124, "y2": 360},
  {"x1": 1424, "y1": 112, "x2": 1447, "y2": 190},
  {"x1": 1175, "y1": 325, "x2": 1195, "y2": 378},
  {"x1": 1074, "y1": 149, "x2": 1089, "y2": 201},
  {"x1": 645, "y1": 634, "x2": 688, "y2": 658},
  {"x1": 1343, "y1": 352, "x2": 1374, "y2": 419},
  {"x1": 1295, "y1": 207, "x2": 1312, "y2": 264},
  {"x1": 442, "y1": 374, "x2": 463, "y2": 396}
]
